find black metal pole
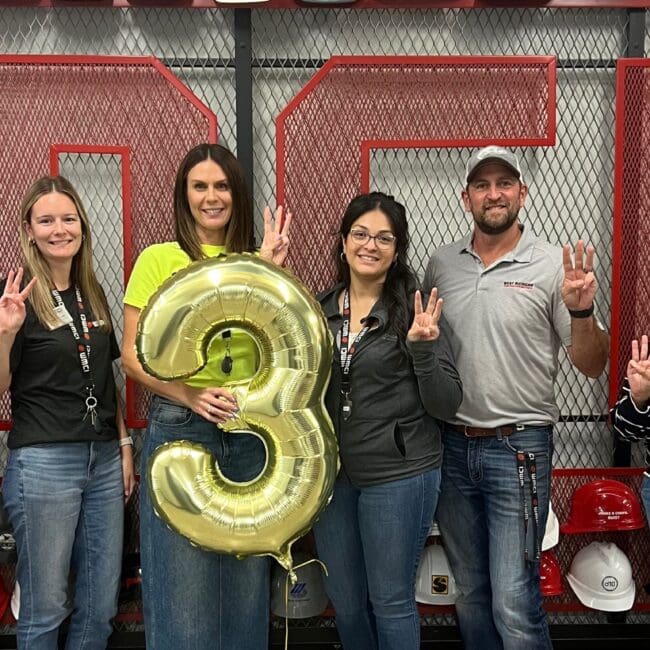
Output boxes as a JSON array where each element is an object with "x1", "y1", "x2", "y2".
[{"x1": 234, "y1": 9, "x2": 255, "y2": 207}]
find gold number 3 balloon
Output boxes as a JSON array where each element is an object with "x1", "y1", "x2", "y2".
[{"x1": 136, "y1": 254, "x2": 338, "y2": 570}]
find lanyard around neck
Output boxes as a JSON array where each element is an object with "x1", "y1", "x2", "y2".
[
  {"x1": 339, "y1": 289, "x2": 371, "y2": 420},
  {"x1": 51, "y1": 286, "x2": 101, "y2": 431}
]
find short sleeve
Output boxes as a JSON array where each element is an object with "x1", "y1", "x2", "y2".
[{"x1": 123, "y1": 245, "x2": 165, "y2": 310}]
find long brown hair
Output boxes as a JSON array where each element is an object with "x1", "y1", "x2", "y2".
[
  {"x1": 19, "y1": 175, "x2": 112, "y2": 332},
  {"x1": 173, "y1": 143, "x2": 254, "y2": 261},
  {"x1": 335, "y1": 192, "x2": 417, "y2": 341}
]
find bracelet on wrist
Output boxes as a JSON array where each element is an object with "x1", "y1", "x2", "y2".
[
  {"x1": 568, "y1": 304, "x2": 594, "y2": 319},
  {"x1": 118, "y1": 435, "x2": 134, "y2": 447}
]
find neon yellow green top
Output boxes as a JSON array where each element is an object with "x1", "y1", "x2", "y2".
[{"x1": 124, "y1": 242, "x2": 259, "y2": 387}]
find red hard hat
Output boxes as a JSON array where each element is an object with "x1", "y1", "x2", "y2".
[
  {"x1": 560, "y1": 479, "x2": 645, "y2": 534},
  {"x1": 539, "y1": 551, "x2": 563, "y2": 597},
  {"x1": 0, "y1": 578, "x2": 10, "y2": 620}
]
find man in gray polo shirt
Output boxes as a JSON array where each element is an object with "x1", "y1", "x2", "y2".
[{"x1": 423, "y1": 146, "x2": 609, "y2": 650}]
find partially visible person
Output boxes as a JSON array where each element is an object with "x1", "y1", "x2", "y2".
[
  {"x1": 121, "y1": 143, "x2": 290, "y2": 650},
  {"x1": 313, "y1": 192, "x2": 462, "y2": 650},
  {"x1": 611, "y1": 334, "x2": 650, "y2": 527},
  {"x1": 0, "y1": 175, "x2": 135, "y2": 650},
  {"x1": 423, "y1": 146, "x2": 609, "y2": 650}
]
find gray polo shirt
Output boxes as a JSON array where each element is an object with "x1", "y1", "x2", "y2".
[{"x1": 423, "y1": 225, "x2": 572, "y2": 427}]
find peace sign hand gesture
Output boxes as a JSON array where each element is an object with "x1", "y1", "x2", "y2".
[
  {"x1": 407, "y1": 289, "x2": 443, "y2": 342},
  {"x1": 627, "y1": 335, "x2": 650, "y2": 409},
  {"x1": 259, "y1": 205, "x2": 292, "y2": 267},
  {"x1": 561, "y1": 240, "x2": 597, "y2": 312},
  {"x1": 0, "y1": 268, "x2": 36, "y2": 337}
]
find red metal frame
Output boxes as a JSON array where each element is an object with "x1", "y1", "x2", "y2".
[
  {"x1": 0, "y1": 54, "x2": 217, "y2": 430},
  {"x1": 1, "y1": 1, "x2": 649, "y2": 8},
  {"x1": 610, "y1": 58, "x2": 643, "y2": 409},
  {"x1": 278, "y1": 55, "x2": 556, "y2": 208},
  {"x1": 0, "y1": 55, "x2": 217, "y2": 145},
  {"x1": 357, "y1": 57, "x2": 557, "y2": 190},
  {"x1": 48, "y1": 144, "x2": 147, "y2": 429}
]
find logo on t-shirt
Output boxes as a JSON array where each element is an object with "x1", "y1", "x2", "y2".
[{"x1": 503, "y1": 281, "x2": 534, "y2": 290}]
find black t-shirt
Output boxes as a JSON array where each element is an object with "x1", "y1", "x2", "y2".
[{"x1": 5, "y1": 283, "x2": 120, "y2": 448}]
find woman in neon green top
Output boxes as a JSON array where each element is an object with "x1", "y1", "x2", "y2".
[{"x1": 121, "y1": 143, "x2": 290, "y2": 650}]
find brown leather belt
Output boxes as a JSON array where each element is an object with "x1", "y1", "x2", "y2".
[{"x1": 448, "y1": 423, "x2": 522, "y2": 438}]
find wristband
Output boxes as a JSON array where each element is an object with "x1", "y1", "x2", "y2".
[
  {"x1": 118, "y1": 436, "x2": 134, "y2": 447},
  {"x1": 568, "y1": 304, "x2": 594, "y2": 319}
]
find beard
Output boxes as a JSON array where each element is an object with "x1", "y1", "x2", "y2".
[{"x1": 473, "y1": 203, "x2": 520, "y2": 235}]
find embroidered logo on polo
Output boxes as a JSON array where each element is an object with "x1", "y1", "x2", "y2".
[{"x1": 503, "y1": 281, "x2": 534, "y2": 290}]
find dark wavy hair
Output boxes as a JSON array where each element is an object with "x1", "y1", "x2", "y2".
[
  {"x1": 335, "y1": 191, "x2": 417, "y2": 340},
  {"x1": 173, "y1": 143, "x2": 254, "y2": 261}
]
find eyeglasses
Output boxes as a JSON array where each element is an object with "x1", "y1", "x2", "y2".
[{"x1": 348, "y1": 228, "x2": 396, "y2": 249}]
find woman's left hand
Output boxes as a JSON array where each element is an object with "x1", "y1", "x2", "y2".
[
  {"x1": 121, "y1": 444, "x2": 136, "y2": 503},
  {"x1": 407, "y1": 289, "x2": 443, "y2": 342},
  {"x1": 259, "y1": 206, "x2": 292, "y2": 267}
]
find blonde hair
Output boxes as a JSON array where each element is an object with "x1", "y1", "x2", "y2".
[{"x1": 19, "y1": 176, "x2": 112, "y2": 332}]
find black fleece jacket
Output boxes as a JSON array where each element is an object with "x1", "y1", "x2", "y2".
[{"x1": 319, "y1": 283, "x2": 462, "y2": 487}]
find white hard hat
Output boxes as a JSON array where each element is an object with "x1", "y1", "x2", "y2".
[
  {"x1": 542, "y1": 502, "x2": 559, "y2": 551},
  {"x1": 428, "y1": 520, "x2": 441, "y2": 537},
  {"x1": 10, "y1": 581, "x2": 19, "y2": 621},
  {"x1": 566, "y1": 542, "x2": 635, "y2": 612},
  {"x1": 415, "y1": 544, "x2": 457, "y2": 605},
  {"x1": 271, "y1": 553, "x2": 328, "y2": 619}
]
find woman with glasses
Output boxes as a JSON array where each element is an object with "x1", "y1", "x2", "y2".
[{"x1": 313, "y1": 192, "x2": 462, "y2": 650}]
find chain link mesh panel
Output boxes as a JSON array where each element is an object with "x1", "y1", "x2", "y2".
[
  {"x1": 277, "y1": 56, "x2": 555, "y2": 293},
  {"x1": 0, "y1": 56, "x2": 214, "y2": 431},
  {"x1": 0, "y1": 4, "x2": 647, "y2": 631},
  {"x1": 612, "y1": 61, "x2": 650, "y2": 416}
]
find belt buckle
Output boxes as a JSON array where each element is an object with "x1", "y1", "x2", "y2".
[
  {"x1": 515, "y1": 424, "x2": 526, "y2": 432},
  {"x1": 462, "y1": 425, "x2": 471, "y2": 438}
]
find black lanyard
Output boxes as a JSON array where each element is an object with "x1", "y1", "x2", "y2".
[
  {"x1": 51, "y1": 286, "x2": 101, "y2": 431},
  {"x1": 516, "y1": 450, "x2": 540, "y2": 562},
  {"x1": 339, "y1": 290, "x2": 371, "y2": 421}
]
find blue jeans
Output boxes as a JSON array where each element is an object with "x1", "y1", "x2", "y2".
[
  {"x1": 140, "y1": 396, "x2": 271, "y2": 650},
  {"x1": 313, "y1": 468, "x2": 440, "y2": 650},
  {"x1": 437, "y1": 425, "x2": 553, "y2": 650},
  {"x1": 3, "y1": 440, "x2": 124, "y2": 650},
  {"x1": 642, "y1": 475, "x2": 650, "y2": 529}
]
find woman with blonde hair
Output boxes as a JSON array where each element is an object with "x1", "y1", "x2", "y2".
[{"x1": 0, "y1": 175, "x2": 135, "y2": 649}]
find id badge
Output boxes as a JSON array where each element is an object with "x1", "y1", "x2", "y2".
[
  {"x1": 342, "y1": 398, "x2": 352, "y2": 421},
  {"x1": 52, "y1": 303, "x2": 74, "y2": 328}
]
